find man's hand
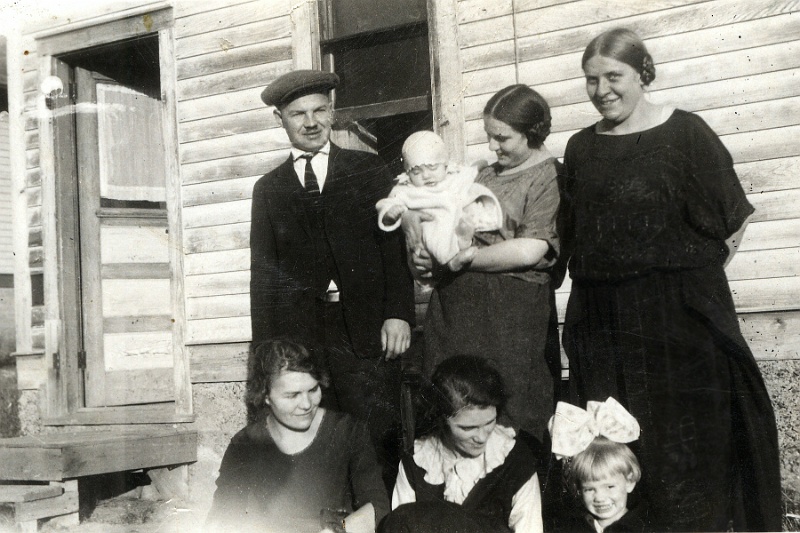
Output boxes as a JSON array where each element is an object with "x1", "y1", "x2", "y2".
[{"x1": 381, "y1": 318, "x2": 411, "y2": 360}]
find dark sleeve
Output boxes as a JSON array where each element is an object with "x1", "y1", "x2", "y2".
[
  {"x1": 347, "y1": 418, "x2": 391, "y2": 524},
  {"x1": 249, "y1": 175, "x2": 279, "y2": 345},
  {"x1": 369, "y1": 156, "x2": 416, "y2": 325},
  {"x1": 205, "y1": 431, "x2": 253, "y2": 532},
  {"x1": 552, "y1": 144, "x2": 577, "y2": 289},
  {"x1": 683, "y1": 113, "x2": 754, "y2": 240}
]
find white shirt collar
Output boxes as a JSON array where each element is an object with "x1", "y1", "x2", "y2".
[{"x1": 291, "y1": 142, "x2": 331, "y2": 191}]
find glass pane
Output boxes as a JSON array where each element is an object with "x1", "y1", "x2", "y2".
[
  {"x1": 326, "y1": 27, "x2": 431, "y2": 109},
  {"x1": 323, "y1": 0, "x2": 427, "y2": 40}
]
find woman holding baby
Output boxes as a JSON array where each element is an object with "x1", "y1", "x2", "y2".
[{"x1": 408, "y1": 84, "x2": 561, "y2": 443}]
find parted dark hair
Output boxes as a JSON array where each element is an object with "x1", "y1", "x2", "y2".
[
  {"x1": 483, "y1": 84, "x2": 552, "y2": 148},
  {"x1": 564, "y1": 437, "x2": 642, "y2": 495},
  {"x1": 245, "y1": 339, "x2": 329, "y2": 417},
  {"x1": 416, "y1": 355, "x2": 507, "y2": 442},
  {"x1": 582, "y1": 28, "x2": 656, "y2": 86}
]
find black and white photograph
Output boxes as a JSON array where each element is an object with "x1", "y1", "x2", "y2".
[{"x1": 0, "y1": 0, "x2": 797, "y2": 531}]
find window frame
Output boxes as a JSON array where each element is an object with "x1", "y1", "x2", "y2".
[{"x1": 36, "y1": 7, "x2": 191, "y2": 425}]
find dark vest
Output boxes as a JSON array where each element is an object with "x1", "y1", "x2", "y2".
[
  {"x1": 299, "y1": 184, "x2": 341, "y2": 297},
  {"x1": 402, "y1": 438, "x2": 538, "y2": 527}
]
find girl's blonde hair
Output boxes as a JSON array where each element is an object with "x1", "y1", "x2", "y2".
[{"x1": 565, "y1": 437, "x2": 641, "y2": 494}]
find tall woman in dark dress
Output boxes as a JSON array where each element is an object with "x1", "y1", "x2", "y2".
[
  {"x1": 205, "y1": 339, "x2": 389, "y2": 533},
  {"x1": 560, "y1": 28, "x2": 781, "y2": 532},
  {"x1": 415, "y1": 85, "x2": 561, "y2": 441}
]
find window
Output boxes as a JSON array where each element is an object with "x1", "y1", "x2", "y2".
[{"x1": 318, "y1": 0, "x2": 433, "y2": 175}]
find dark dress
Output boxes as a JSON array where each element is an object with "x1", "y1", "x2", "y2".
[
  {"x1": 424, "y1": 158, "x2": 561, "y2": 440},
  {"x1": 560, "y1": 109, "x2": 781, "y2": 532},
  {"x1": 205, "y1": 410, "x2": 389, "y2": 533}
]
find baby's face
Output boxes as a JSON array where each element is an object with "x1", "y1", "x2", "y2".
[
  {"x1": 579, "y1": 472, "x2": 636, "y2": 528},
  {"x1": 406, "y1": 162, "x2": 447, "y2": 187},
  {"x1": 404, "y1": 144, "x2": 448, "y2": 187}
]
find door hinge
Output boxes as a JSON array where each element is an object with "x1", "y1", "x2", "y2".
[
  {"x1": 52, "y1": 351, "x2": 60, "y2": 370},
  {"x1": 78, "y1": 350, "x2": 87, "y2": 370}
]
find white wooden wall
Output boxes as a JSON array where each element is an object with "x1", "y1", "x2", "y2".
[
  {"x1": 0, "y1": 112, "x2": 12, "y2": 275},
  {"x1": 14, "y1": 0, "x2": 800, "y2": 389},
  {"x1": 173, "y1": 0, "x2": 294, "y2": 379},
  {"x1": 455, "y1": 0, "x2": 800, "y2": 361}
]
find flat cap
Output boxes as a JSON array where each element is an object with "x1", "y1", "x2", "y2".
[{"x1": 260, "y1": 70, "x2": 340, "y2": 108}]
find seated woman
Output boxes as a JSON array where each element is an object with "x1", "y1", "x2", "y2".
[
  {"x1": 381, "y1": 355, "x2": 543, "y2": 533},
  {"x1": 205, "y1": 339, "x2": 390, "y2": 533}
]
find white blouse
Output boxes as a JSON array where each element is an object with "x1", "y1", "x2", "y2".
[{"x1": 391, "y1": 425, "x2": 543, "y2": 533}]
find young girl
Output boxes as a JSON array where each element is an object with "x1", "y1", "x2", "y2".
[
  {"x1": 381, "y1": 355, "x2": 544, "y2": 533},
  {"x1": 549, "y1": 398, "x2": 649, "y2": 532}
]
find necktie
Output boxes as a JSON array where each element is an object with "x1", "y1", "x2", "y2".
[{"x1": 300, "y1": 153, "x2": 320, "y2": 194}]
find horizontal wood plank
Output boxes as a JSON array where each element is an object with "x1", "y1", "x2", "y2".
[
  {"x1": 0, "y1": 484, "x2": 62, "y2": 503},
  {"x1": 181, "y1": 150, "x2": 285, "y2": 185},
  {"x1": 187, "y1": 292, "x2": 249, "y2": 321},
  {"x1": 740, "y1": 310, "x2": 800, "y2": 360},
  {"x1": 178, "y1": 108, "x2": 278, "y2": 144},
  {"x1": 748, "y1": 188, "x2": 800, "y2": 223},
  {"x1": 102, "y1": 279, "x2": 171, "y2": 317},
  {"x1": 182, "y1": 175, "x2": 259, "y2": 207},
  {"x1": 174, "y1": 0, "x2": 263, "y2": 19},
  {"x1": 739, "y1": 218, "x2": 800, "y2": 253},
  {"x1": 103, "y1": 332, "x2": 173, "y2": 371},
  {"x1": 101, "y1": 263, "x2": 171, "y2": 279},
  {"x1": 101, "y1": 226, "x2": 170, "y2": 264},
  {"x1": 458, "y1": 14, "x2": 515, "y2": 49},
  {"x1": 176, "y1": 16, "x2": 290, "y2": 60},
  {"x1": 183, "y1": 199, "x2": 251, "y2": 229},
  {"x1": 188, "y1": 342, "x2": 250, "y2": 383},
  {"x1": 177, "y1": 59, "x2": 292, "y2": 101},
  {"x1": 12, "y1": 490, "x2": 78, "y2": 522},
  {"x1": 185, "y1": 270, "x2": 250, "y2": 299},
  {"x1": 184, "y1": 222, "x2": 250, "y2": 254},
  {"x1": 515, "y1": 0, "x2": 797, "y2": 64},
  {"x1": 737, "y1": 156, "x2": 800, "y2": 194},
  {"x1": 186, "y1": 316, "x2": 251, "y2": 344},
  {"x1": 177, "y1": 39, "x2": 292, "y2": 81},
  {"x1": 184, "y1": 248, "x2": 251, "y2": 276},
  {"x1": 457, "y1": 0, "x2": 511, "y2": 24},
  {"x1": 180, "y1": 128, "x2": 288, "y2": 165},
  {"x1": 175, "y1": 0, "x2": 290, "y2": 39},
  {"x1": 103, "y1": 315, "x2": 173, "y2": 334},
  {"x1": 726, "y1": 248, "x2": 800, "y2": 281}
]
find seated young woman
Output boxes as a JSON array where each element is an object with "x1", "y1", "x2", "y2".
[
  {"x1": 205, "y1": 339, "x2": 390, "y2": 533},
  {"x1": 380, "y1": 355, "x2": 544, "y2": 533}
]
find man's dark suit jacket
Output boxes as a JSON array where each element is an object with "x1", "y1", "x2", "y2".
[{"x1": 250, "y1": 143, "x2": 415, "y2": 357}]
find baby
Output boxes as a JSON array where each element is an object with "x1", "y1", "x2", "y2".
[
  {"x1": 549, "y1": 398, "x2": 649, "y2": 533},
  {"x1": 376, "y1": 131, "x2": 502, "y2": 273}
]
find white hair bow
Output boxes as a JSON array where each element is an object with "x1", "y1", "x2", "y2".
[{"x1": 548, "y1": 397, "x2": 640, "y2": 459}]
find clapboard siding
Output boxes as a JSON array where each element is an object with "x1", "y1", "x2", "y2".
[
  {"x1": 177, "y1": 38, "x2": 293, "y2": 81},
  {"x1": 184, "y1": 248, "x2": 250, "y2": 277},
  {"x1": 184, "y1": 222, "x2": 250, "y2": 255},
  {"x1": 0, "y1": 113, "x2": 12, "y2": 274},
  {"x1": 515, "y1": 0, "x2": 797, "y2": 63},
  {"x1": 183, "y1": 199, "x2": 252, "y2": 229},
  {"x1": 185, "y1": 270, "x2": 250, "y2": 299},
  {"x1": 175, "y1": 0, "x2": 290, "y2": 39},
  {"x1": 180, "y1": 128, "x2": 288, "y2": 165},
  {"x1": 177, "y1": 59, "x2": 292, "y2": 101},
  {"x1": 453, "y1": 0, "x2": 800, "y2": 359},
  {"x1": 177, "y1": 16, "x2": 291, "y2": 60},
  {"x1": 183, "y1": 175, "x2": 259, "y2": 207},
  {"x1": 179, "y1": 108, "x2": 279, "y2": 144},
  {"x1": 181, "y1": 150, "x2": 286, "y2": 185}
]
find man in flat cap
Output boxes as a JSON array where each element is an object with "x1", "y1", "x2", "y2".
[{"x1": 250, "y1": 70, "x2": 415, "y2": 486}]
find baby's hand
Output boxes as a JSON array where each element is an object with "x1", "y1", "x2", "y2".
[
  {"x1": 384, "y1": 205, "x2": 405, "y2": 225},
  {"x1": 447, "y1": 246, "x2": 477, "y2": 272}
]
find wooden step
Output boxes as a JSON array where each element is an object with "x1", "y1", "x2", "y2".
[
  {"x1": 0, "y1": 427, "x2": 197, "y2": 482},
  {"x1": 0, "y1": 481, "x2": 79, "y2": 533},
  {"x1": 0, "y1": 484, "x2": 63, "y2": 503}
]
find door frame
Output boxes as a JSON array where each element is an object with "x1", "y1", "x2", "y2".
[{"x1": 36, "y1": 8, "x2": 192, "y2": 424}]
